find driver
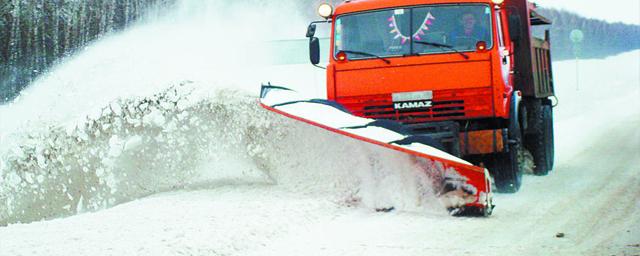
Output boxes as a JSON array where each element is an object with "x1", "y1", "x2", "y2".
[{"x1": 449, "y1": 13, "x2": 489, "y2": 46}]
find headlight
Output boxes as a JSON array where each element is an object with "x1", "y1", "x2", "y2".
[{"x1": 318, "y1": 3, "x2": 334, "y2": 19}]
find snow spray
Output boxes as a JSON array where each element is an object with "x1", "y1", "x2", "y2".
[{"x1": 0, "y1": 0, "x2": 443, "y2": 225}]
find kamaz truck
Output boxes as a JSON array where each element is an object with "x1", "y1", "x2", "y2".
[{"x1": 304, "y1": 0, "x2": 556, "y2": 193}]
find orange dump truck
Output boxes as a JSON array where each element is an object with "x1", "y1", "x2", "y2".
[{"x1": 306, "y1": 0, "x2": 555, "y2": 192}]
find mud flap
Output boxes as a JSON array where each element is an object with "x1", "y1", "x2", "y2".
[{"x1": 259, "y1": 85, "x2": 494, "y2": 216}]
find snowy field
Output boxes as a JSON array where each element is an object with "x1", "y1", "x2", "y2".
[{"x1": 0, "y1": 1, "x2": 639, "y2": 255}]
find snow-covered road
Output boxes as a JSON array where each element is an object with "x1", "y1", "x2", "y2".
[{"x1": 1, "y1": 50, "x2": 638, "y2": 255}]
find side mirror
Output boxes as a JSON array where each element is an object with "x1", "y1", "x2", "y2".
[
  {"x1": 508, "y1": 14, "x2": 522, "y2": 42},
  {"x1": 309, "y1": 37, "x2": 320, "y2": 65},
  {"x1": 306, "y1": 24, "x2": 317, "y2": 38}
]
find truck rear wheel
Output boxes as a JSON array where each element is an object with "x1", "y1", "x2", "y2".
[{"x1": 526, "y1": 103, "x2": 554, "y2": 175}]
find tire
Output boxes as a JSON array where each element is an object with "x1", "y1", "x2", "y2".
[
  {"x1": 491, "y1": 99, "x2": 525, "y2": 193},
  {"x1": 492, "y1": 142, "x2": 524, "y2": 193},
  {"x1": 526, "y1": 103, "x2": 555, "y2": 175}
]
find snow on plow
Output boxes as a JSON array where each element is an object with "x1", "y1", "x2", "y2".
[{"x1": 259, "y1": 85, "x2": 494, "y2": 216}]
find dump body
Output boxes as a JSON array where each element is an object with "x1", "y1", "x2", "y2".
[{"x1": 506, "y1": 0, "x2": 554, "y2": 98}]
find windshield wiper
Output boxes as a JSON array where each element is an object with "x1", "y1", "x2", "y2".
[
  {"x1": 339, "y1": 50, "x2": 391, "y2": 64},
  {"x1": 413, "y1": 41, "x2": 469, "y2": 60}
]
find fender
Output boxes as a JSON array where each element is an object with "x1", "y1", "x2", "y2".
[
  {"x1": 508, "y1": 90, "x2": 523, "y2": 148},
  {"x1": 511, "y1": 91, "x2": 522, "y2": 123}
]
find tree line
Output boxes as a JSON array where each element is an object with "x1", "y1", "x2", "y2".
[
  {"x1": 0, "y1": 0, "x2": 173, "y2": 102},
  {"x1": 536, "y1": 7, "x2": 640, "y2": 60}
]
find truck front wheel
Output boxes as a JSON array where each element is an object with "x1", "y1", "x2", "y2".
[
  {"x1": 491, "y1": 136, "x2": 524, "y2": 193},
  {"x1": 490, "y1": 100, "x2": 525, "y2": 193}
]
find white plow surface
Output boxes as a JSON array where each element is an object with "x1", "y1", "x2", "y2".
[{"x1": 259, "y1": 86, "x2": 493, "y2": 215}]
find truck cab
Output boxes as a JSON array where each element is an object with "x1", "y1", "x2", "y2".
[{"x1": 307, "y1": 0, "x2": 555, "y2": 193}]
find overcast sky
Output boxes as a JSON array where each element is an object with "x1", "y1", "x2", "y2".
[{"x1": 533, "y1": 0, "x2": 640, "y2": 25}]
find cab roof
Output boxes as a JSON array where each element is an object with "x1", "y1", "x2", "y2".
[{"x1": 334, "y1": 0, "x2": 495, "y2": 15}]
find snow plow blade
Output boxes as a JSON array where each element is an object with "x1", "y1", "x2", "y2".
[{"x1": 259, "y1": 85, "x2": 494, "y2": 216}]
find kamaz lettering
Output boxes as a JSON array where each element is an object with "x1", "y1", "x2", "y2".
[{"x1": 394, "y1": 101, "x2": 433, "y2": 110}]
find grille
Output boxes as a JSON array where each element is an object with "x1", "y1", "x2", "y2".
[
  {"x1": 358, "y1": 100, "x2": 465, "y2": 123},
  {"x1": 338, "y1": 88, "x2": 493, "y2": 123}
]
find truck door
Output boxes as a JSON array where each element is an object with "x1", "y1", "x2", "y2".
[{"x1": 495, "y1": 9, "x2": 511, "y2": 85}]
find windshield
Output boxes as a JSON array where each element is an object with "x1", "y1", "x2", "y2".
[{"x1": 334, "y1": 4, "x2": 493, "y2": 60}]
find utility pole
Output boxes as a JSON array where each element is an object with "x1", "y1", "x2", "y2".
[{"x1": 570, "y1": 29, "x2": 584, "y2": 91}]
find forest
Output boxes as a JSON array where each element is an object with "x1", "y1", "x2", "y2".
[
  {"x1": 536, "y1": 8, "x2": 640, "y2": 60},
  {"x1": 0, "y1": 0, "x2": 172, "y2": 102},
  {"x1": 1, "y1": 0, "x2": 639, "y2": 103}
]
